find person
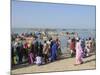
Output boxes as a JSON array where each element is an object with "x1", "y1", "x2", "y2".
[
  {"x1": 16, "y1": 42, "x2": 23, "y2": 64},
  {"x1": 51, "y1": 40, "x2": 58, "y2": 62},
  {"x1": 28, "y1": 49, "x2": 34, "y2": 64},
  {"x1": 33, "y1": 39, "x2": 38, "y2": 57},
  {"x1": 37, "y1": 41, "x2": 43, "y2": 57},
  {"x1": 75, "y1": 38, "x2": 83, "y2": 65},
  {"x1": 27, "y1": 37, "x2": 37, "y2": 64},
  {"x1": 81, "y1": 38, "x2": 86, "y2": 58},
  {"x1": 12, "y1": 40, "x2": 19, "y2": 65},
  {"x1": 43, "y1": 41, "x2": 50, "y2": 64},
  {"x1": 85, "y1": 39, "x2": 90, "y2": 56},
  {"x1": 67, "y1": 37, "x2": 71, "y2": 50},
  {"x1": 85, "y1": 37, "x2": 92, "y2": 56},
  {"x1": 92, "y1": 38, "x2": 96, "y2": 52},
  {"x1": 35, "y1": 56, "x2": 42, "y2": 66},
  {"x1": 56, "y1": 38, "x2": 62, "y2": 59},
  {"x1": 31, "y1": 40, "x2": 35, "y2": 62},
  {"x1": 11, "y1": 44, "x2": 15, "y2": 66},
  {"x1": 88, "y1": 37, "x2": 92, "y2": 53},
  {"x1": 70, "y1": 38, "x2": 76, "y2": 57},
  {"x1": 23, "y1": 42, "x2": 28, "y2": 62},
  {"x1": 49, "y1": 38, "x2": 53, "y2": 61}
]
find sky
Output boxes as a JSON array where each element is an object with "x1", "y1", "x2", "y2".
[{"x1": 12, "y1": 0, "x2": 96, "y2": 29}]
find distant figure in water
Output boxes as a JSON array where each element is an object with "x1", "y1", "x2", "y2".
[{"x1": 75, "y1": 38, "x2": 83, "y2": 65}]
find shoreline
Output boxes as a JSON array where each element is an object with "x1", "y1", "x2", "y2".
[{"x1": 11, "y1": 52, "x2": 96, "y2": 74}]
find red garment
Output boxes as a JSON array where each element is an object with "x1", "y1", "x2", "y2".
[
  {"x1": 70, "y1": 41, "x2": 76, "y2": 51},
  {"x1": 24, "y1": 43, "x2": 28, "y2": 49}
]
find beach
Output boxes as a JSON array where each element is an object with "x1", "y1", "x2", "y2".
[
  {"x1": 11, "y1": 2, "x2": 96, "y2": 75},
  {"x1": 11, "y1": 28, "x2": 96, "y2": 74},
  {"x1": 11, "y1": 52, "x2": 96, "y2": 74}
]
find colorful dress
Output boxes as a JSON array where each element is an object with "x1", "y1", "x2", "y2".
[
  {"x1": 75, "y1": 41, "x2": 83, "y2": 64},
  {"x1": 28, "y1": 52, "x2": 34, "y2": 64}
]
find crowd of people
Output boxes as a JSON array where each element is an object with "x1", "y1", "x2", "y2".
[
  {"x1": 67, "y1": 36, "x2": 95, "y2": 65},
  {"x1": 11, "y1": 32, "x2": 62, "y2": 66},
  {"x1": 11, "y1": 32, "x2": 95, "y2": 67}
]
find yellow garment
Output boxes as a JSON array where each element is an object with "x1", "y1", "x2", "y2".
[{"x1": 14, "y1": 56, "x2": 17, "y2": 64}]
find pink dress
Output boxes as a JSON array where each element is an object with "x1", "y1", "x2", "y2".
[
  {"x1": 28, "y1": 52, "x2": 34, "y2": 64},
  {"x1": 75, "y1": 42, "x2": 83, "y2": 64}
]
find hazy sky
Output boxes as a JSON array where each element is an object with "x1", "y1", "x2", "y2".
[{"x1": 12, "y1": 0, "x2": 96, "y2": 29}]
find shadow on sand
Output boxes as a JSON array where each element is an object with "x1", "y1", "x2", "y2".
[
  {"x1": 11, "y1": 54, "x2": 72, "y2": 70},
  {"x1": 84, "y1": 58, "x2": 96, "y2": 64},
  {"x1": 11, "y1": 53, "x2": 96, "y2": 70},
  {"x1": 11, "y1": 63, "x2": 34, "y2": 70}
]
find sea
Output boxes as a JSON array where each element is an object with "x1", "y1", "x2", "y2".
[{"x1": 12, "y1": 28, "x2": 96, "y2": 53}]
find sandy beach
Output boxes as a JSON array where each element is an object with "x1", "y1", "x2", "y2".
[{"x1": 11, "y1": 52, "x2": 96, "y2": 75}]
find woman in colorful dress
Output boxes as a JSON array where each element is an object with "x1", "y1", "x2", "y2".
[{"x1": 75, "y1": 38, "x2": 83, "y2": 65}]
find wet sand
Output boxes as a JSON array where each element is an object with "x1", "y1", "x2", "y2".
[{"x1": 11, "y1": 53, "x2": 96, "y2": 75}]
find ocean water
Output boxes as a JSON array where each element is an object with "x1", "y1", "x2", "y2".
[
  {"x1": 58, "y1": 29, "x2": 96, "y2": 53},
  {"x1": 12, "y1": 28, "x2": 96, "y2": 53}
]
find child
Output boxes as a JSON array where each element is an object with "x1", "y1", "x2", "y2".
[{"x1": 35, "y1": 56, "x2": 42, "y2": 66}]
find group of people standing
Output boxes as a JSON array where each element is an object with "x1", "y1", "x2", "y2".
[
  {"x1": 11, "y1": 33, "x2": 62, "y2": 66},
  {"x1": 11, "y1": 32, "x2": 95, "y2": 67},
  {"x1": 67, "y1": 36, "x2": 95, "y2": 65}
]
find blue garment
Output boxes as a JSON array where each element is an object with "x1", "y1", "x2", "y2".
[
  {"x1": 51, "y1": 43, "x2": 58, "y2": 61},
  {"x1": 81, "y1": 39, "x2": 86, "y2": 58},
  {"x1": 81, "y1": 39, "x2": 85, "y2": 50},
  {"x1": 49, "y1": 41, "x2": 53, "y2": 58}
]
